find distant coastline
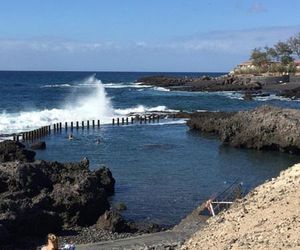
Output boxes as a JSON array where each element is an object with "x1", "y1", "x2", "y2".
[{"x1": 137, "y1": 73, "x2": 300, "y2": 100}]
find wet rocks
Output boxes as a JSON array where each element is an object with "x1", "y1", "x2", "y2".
[
  {"x1": 137, "y1": 76, "x2": 186, "y2": 87},
  {"x1": 0, "y1": 140, "x2": 35, "y2": 162},
  {"x1": 31, "y1": 141, "x2": 46, "y2": 150},
  {"x1": 95, "y1": 167, "x2": 115, "y2": 195},
  {"x1": 0, "y1": 141, "x2": 115, "y2": 242},
  {"x1": 243, "y1": 91, "x2": 253, "y2": 101},
  {"x1": 187, "y1": 111, "x2": 236, "y2": 135},
  {"x1": 279, "y1": 86, "x2": 300, "y2": 100},
  {"x1": 137, "y1": 74, "x2": 300, "y2": 100},
  {"x1": 115, "y1": 202, "x2": 127, "y2": 211},
  {"x1": 137, "y1": 75, "x2": 262, "y2": 92},
  {"x1": 187, "y1": 105, "x2": 300, "y2": 154},
  {"x1": 175, "y1": 112, "x2": 193, "y2": 119},
  {"x1": 96, "y1": 210, "x2": 129, "y2": 233},
  {"x1": 96, "y1": 210, "x2": 164, "y2": 234}
]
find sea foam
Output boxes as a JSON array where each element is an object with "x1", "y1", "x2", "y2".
[
  {"x1": 0, "y1": 75, "x2": 179, "y2": 134},
  {"x1": 0, "y1": 75, "x2": 113, "y2": 134},
  {"x1": 114, "y1": 105, "x2": 179, "y2": 116},
  {"x1": 41, "y1": 81, "x2": 152, "y2": 89}
]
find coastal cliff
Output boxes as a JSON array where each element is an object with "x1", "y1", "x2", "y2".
[
  {"x1": 187, "y1": 105, "x2": 300, "y2": 154},
  {"x1": 182, "y1": 163, "x2": 300, "y2": 249}
]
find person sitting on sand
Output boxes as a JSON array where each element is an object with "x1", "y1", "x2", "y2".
[
  {"x1": 41, "y1": 233, "x2": 59, "y2": 250},
  {"x1": 68, "y1": 133, "x2": 74, "y2": 140}
]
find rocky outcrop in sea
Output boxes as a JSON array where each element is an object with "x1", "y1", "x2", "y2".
[
  {"x1": 0, "y1": 140, "x2": 115, "y2": 243},
  {"x1": 0, "y1": 140, "x2": 36, "y2": 162},
  {"x1": 138, "y1": 75, "x2": 262, "y2": 92},
  {"x1": 138, "y1": 75, "x2": 300, "y2": 100},
  {"x1": 187, "y1": 105, "x2": 300, "y2": 154}
]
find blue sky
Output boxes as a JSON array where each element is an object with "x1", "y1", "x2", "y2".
[{"x1": 0, "y1": 0, "x2": 300, "y2": 72}]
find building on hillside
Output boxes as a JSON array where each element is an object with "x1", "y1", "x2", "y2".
[
  {"x1": 231, "y1": 61, "x2": 257, "y2": 74},
  {"x1": 235, "y1": 60, "x2": 280, "y2": 70},
  {"x1": 294, "y1": 61, "x2": 300, "y2": 71},
  {"x1": 235, "y1": 61, "x2": 255, "y2": 70},
  {"x1": 232, "y1": 60, "x2": 300, "y2": 75}
]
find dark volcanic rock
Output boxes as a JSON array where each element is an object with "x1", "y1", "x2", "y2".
[
  {"x1": 115, "y1": 202, "x2": 127, "y2": 211},
  {"x1": 137, "y1": 76, "x2": 186, "y2": 87},
  {"x1": 187, "y1": 111, "x2": 236, "y2": 135},
  {"x1": 188, "y1": 106, "x2": 300, "y2": 154},
  {"x1": 137, "y1": 75, "x2": 262, "y2": 92},
  {"x1": 175, "y1": 112, "x2": 193, "y2": 119},
  {"x1": 0, "y1": 224, "x2": 10, "y2": 243},
  {"x1": 96, "y1": 210, "x2": 163, "y2": 234},
  {"x1": 96, "y1": 210, "x2": 129, "y2": 233},
  {"x1": 0, "y1": 141, "x2": 115, "y2": 242},
  {"x1": 0, "y1": 140, "x2": 35, "y2": 163},
  {"x1": 127, "y1": 221, "x2": 163, "y2": 234},
  {"x1": 243, "y1": 91, "x2": 253, "y2": 101},
  {"x1": 279, "y1": 87, "x2": 300, "y2": 100},
  {"x1": 31, "y1": 141, "x2": 46, "y2": 150},
  {"x1": 95, "y1": 167, "x2": 115, "y2": 195}
]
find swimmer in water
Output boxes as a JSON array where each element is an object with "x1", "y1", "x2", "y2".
[
  {"x1": 96, "y1": 139, "x2": 100, "y2": 144},
  {"x1": 68, "y1": 134, "x2": 74, "y2": 140}
]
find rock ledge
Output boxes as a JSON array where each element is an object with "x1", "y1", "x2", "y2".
[{"x1": 188, "y1": 105, "x2": 300, "y2": 154}]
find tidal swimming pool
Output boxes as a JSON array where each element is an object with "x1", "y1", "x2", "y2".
[{"x1": 35, "y1": 122, "x2": 300, "y2": 225}]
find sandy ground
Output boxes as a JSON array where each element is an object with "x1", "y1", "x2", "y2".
[{"x1": 182, "y1": 164, "x2": 300, "y2": 250}]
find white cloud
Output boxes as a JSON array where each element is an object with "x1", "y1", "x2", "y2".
[
  {"x1": 0, "y1": 38, "x2": 120, "y2": 52},
  {"x1": 234, "y1": 0, "x2": 267, "y2": 13},
  {"x1": 0, "y1": 26, "x2": 299, "y2": 71},
  {"x1": 249, "y1": 1, "x2": 267, "y2": 13},
  {"x1": 166, "y1": 26, "x2": 300, "y2": 54},
  {"x1": 1, "y1": 26, "x2": 298, "y2": 55}
]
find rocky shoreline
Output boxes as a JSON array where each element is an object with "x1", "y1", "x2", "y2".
[
  {"x1": 2, "y1": 105, "x2": 300, "y2": 249},
  {"x1": 138, "y1": 75, "x2": 262, "y2": 92},
  {"x1": 187, "y1": 105, "x2": 300, "y2": 154},
  {"x1": 137, "y1": 74, "x2": 300, "y2": 99},
  {"x1": 0, "y1": 141, "x2": 163, "y2": 249}
]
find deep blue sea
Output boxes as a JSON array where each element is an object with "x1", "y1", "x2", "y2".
[{"x1": 1, "y1": 71, "x2": 300, "y2": 225}]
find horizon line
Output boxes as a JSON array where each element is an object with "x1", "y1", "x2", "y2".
[{"x1": 0, "y1": 69, "x2": 229, "y2": 74}]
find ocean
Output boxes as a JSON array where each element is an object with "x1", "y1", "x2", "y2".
[{"x1": 1, "y1": 71, "x2": 300, "y2": 225}]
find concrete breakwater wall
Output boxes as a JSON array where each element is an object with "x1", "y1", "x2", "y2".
[{"x1": 11, "y1": 114, "x2": 174, "y2": 142}]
